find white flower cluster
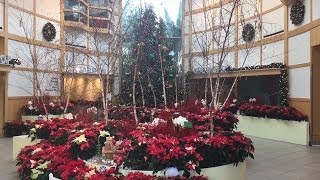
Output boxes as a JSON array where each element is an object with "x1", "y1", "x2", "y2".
[
  {"x1": 201, "y1": 99, "x2": 206, "y2": 106},
  {"x1": 151, "y1": 118, "x2": 166, "y2": 126},
  {"x1": 72, "y1": 134, "x2": 87, "y2": 144},
  {"x1": 99, "y1": 130, "x2": 110, "y2": 137},
  {"x1": 87, "y1": 106, "x2": 98, "y2": 114},
  {"x1": 249, "y1": 98, "x2": 256, "y2": 103},
  {"x1": 172, "y1": 116, "x2": 189, "y2": 127},
  {"x1": 28, "y1": 101, "x2": 34, "y2": 110}
]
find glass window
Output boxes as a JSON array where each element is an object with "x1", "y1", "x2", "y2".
[
  {"x1": 89, "y1": 19, "x2": 111, "y2": 29},
  {"x1": 90, "y1": 8, "x2": 112, "y2": 19},
  {"x1": 90, "y1": 0, "x2": 107, "y2": 7},
  {"x1": 80, "y1": 2, "x2": 87, "y2": 13},
  {"x1": 64, "y1": 12, "x2": 80, "y2": 22},
  {"x1": 65, "y1": 0, "x2": 80, "y2": 10}
]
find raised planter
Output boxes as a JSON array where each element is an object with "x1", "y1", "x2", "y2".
[
  {"x1": 119, "y1": 162, "x2": 246, "y2": 180},
  {"x1": 12, "y1": 135, "x2": 42, "y2": 160},
  {"x1": 236, "y1": 115, "x2": 309, "y2": 145},
  {"x1": 21, "y1": 113, "x2": 73, "y2": 121}
]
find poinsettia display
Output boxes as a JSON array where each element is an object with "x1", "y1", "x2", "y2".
[
  {"x1": 21, "y1": 100, "x2": 74, "y2": 116},
  {"x1": 3, "y1": 121, "x2": 32, "y2": 137},
  {"x1": 115, "y1": 123, "x2": 253, "y2": 178},
  {"x1": 17, "y1": 106, "x2": 254, "y2": 179},
  {"x1": 238, "y1": 103, "x2": 307, "y2": 121}
]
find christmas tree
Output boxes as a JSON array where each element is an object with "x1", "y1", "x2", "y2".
[{"x1": 120, "y1": 7, "x2": 177, "y2": 108}]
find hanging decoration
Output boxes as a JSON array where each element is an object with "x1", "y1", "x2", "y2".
[
  {"x1": 290, "y1": 0, "x2": 305, "y2": 25},
  {"x1": 42, "y1": 22, "x2": 56, "y2": 42},
  {"x1": 242, "y1": 23, "x2": 255, "y2": 42}
]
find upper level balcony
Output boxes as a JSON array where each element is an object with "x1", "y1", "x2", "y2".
[{"x1": 64, "y1": 0, "x2": 114, "y2": 33}]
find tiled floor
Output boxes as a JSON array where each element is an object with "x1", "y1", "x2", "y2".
[
  {"x1": 1, "y1": 137, "x2": 320, "y2": 179},
  {"x1": 0, "y1": 138, "x2": 19, "y2": 180},
  {"x1": 247, "y1": 137, "x2": 320, "y2": 180}
]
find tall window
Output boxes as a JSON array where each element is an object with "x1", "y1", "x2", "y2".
[{"x1": 64, "y1": 0, "x2": 88, "y2": 24}]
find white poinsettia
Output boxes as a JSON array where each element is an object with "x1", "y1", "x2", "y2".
[
  {"x1": 28, "y1": 101, "x2": 33, "y2": 105},
  {"x1": 151, "y1": 118, "x2": 165, "y2": 126},
  {"x1": 30, "y1": 161, "x2": 51, "y2": 179},
  {"x1": 172, "y1": 116, "x2": 188, "y2": 127},
  {"x1": 31, "y1": 169, "x2": 43, "y2": 179},
  {"x1": 30, "y1": 124, "x2": 41, "y2": 133},
  {"x1": 37, "y1": 161, "x2": 50, "y2": 169},
  {"x1": 72, "y1": 134, "x2": 87, "y2": 144},
  {"x1": 99, "y1": 130, "x2": 110, "y2": 137},
  {"x1": 30, "y1": 128, "x2": 36, "y2": 133}
]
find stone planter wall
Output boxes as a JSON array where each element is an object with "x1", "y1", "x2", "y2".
[
  {"x1": 12, "y1": 135, "x2": 42, "y2": 160},
  {"x1": 21, "y1": 113, "x2": 73, "y2": 121},
  {"x1": 119, "y1": 162, "x2": 246, "y2": 180},
  {"x1": 236, "y1": 115, "x2": 309, "y2": 145}
]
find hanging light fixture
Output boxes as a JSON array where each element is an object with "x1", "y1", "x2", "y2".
[{"x1": 280, "y1": 0, "x2": 295, "y2": 6}]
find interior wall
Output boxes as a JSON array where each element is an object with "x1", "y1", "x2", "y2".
[
  {"x1": 183, "y1": 0, "x2": 318, "y2": 120},
  {"x1": 7, "y1": 96, "x2": 31, "y2": 121},
  {"x1": 0, "y1": 2, "x2": 3, "y2": 31},
  {"x1": 64, "y1": 76, "x2": 103, "y2": 101},
  {"x1": 0, "y1": 73, "x2": 5, "y2": 136},
  {"x1": 311, "y1": 26, "x2": 320, "y2": 144},
  {"x1": 312, "y1": 45, "x2": 320, "y2": 144}
]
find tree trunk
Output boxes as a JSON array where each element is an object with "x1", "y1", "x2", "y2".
[
  {"x1": 138, "y1": 73, "x2": 145, "y2": 107},
  {"x1": 133, "y1": 64, "x2": 138, "y2": 123},
  {"x1": 158, "y1": 46, "x2": 167, "y2": 109}
]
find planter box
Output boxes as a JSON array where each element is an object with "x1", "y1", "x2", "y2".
[
  {"x1": 119, "y1": 162, "x2": 246, "y2": 180},
  {"x1": 236, "y1": 115, "x2": 309, "y2": 145},
  {"x1": 21, "y1": 113, "x2": 73, "y2": 121},
  {"x1": 12, "y1": 135, "x2": 42, "y2": 160}
]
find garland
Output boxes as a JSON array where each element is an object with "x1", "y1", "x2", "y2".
[
  {"x1": 225, "y1": 63, "x2": 289, "y2": 106},
  {"x1": 279, "y1": 65, "x2": 289, "y2": 107}
]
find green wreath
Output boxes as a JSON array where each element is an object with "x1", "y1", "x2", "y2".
[
  {"x1": 290, "y1": 0, "x2": 305, "y2": 25},
  {"x1": 242, "y1": 23, "x2": 255, "y2": 42},
  {"x1": 42, "y1": 22, "x2": 56, "y2": 42}
]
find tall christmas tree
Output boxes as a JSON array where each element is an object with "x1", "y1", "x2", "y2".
[{"x1": 120, "y1": 7, "x2": 177, "y2": 108}]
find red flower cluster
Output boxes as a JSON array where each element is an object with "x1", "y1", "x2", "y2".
[
  {"x1": 239, "y1": 103, "x2": 307, "y2": 121},
  {"x1": 116, "y1": 123, "x2": 254, "y2": 177},
  {"x1": 3, "y1": 121, "x2": 32, "y2": 137}
]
